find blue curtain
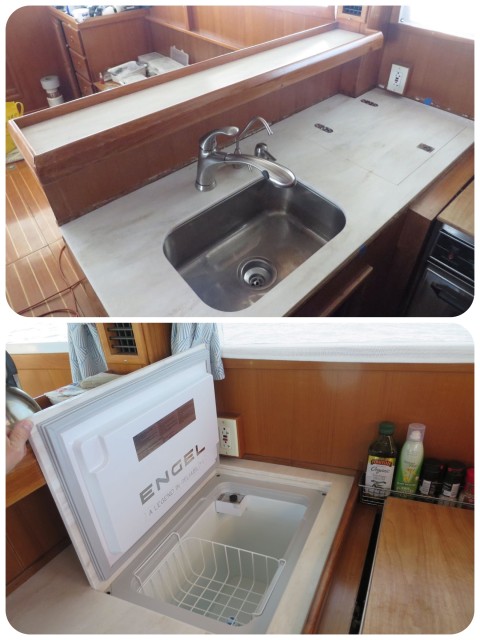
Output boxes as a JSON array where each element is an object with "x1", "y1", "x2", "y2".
[
  {"x1": 171, "y1": 323, "x2": 225, "y2": 380},
  {"x1": 68, "y1": 323, "x2": 107, "y2": 383}
]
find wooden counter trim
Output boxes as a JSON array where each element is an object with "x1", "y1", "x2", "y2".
[
  {"x1": 221, "y1": 359, "x2": 473, "y2": 373},
  {"x1": 10, "y1": 22, "x2": 339, "y2": 128},
  {"x1": 438, "y1": 180, "x2": 474, "y2": 237},
  {"x1": 410, "y1": 146, "x2": 474, "y2": 221},
  {"x1": 10, "y1": 29, "x2": 383, "y2": 184},
  {"x1": 302, "y1": 470, "x2": 361, "y2": 633}
]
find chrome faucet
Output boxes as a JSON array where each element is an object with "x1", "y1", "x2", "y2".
[
  {"x1": 233, "y1": 116, "x2": 273, "y2": 156},
  {"x1": 195, "y1": 123, "x2": 296, "y2": 192}
]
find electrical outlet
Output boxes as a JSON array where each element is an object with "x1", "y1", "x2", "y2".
[
  {"x1": 386, "y1": 64, "x2": 410, "y2": 95},
  {"x1": 217, "y1": 415, "x2": 241, "y2": 457}
]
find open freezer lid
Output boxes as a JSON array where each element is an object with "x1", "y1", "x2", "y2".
[{"x1": 30, "y1": 346, "x2": 219, "y2": 588}]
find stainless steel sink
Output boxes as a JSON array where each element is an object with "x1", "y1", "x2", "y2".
[{"x1": 163, "y1": 179, "x2": 346, "y2": 312}]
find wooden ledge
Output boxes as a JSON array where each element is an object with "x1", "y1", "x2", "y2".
[{"x1": 10, "y1": 26, "x2": 383, "y2": 185}]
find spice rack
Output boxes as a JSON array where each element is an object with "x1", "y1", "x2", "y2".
[{"x1": 358, "y1": 475, "x2": 473, "y2": 509}]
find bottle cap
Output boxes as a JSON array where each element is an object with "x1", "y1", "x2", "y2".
[
  {"x1": 379, "y1": 421, "x2": 395, "y2": 435},
  {"x1": 406, "y1": 423, "x2": 426, "y2": 441}
]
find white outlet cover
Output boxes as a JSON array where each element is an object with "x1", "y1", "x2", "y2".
[
  {"x1": 217, "y1": 417, "x2": 240, "y2": 457},
  {"x1": 387, "y1": 64, "x2": 410, "y2": 94}
]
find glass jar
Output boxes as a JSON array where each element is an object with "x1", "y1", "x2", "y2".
[
  {"x1": 418, "y1": 458, "x2": 444, "y2": 497},
  {"x1": 438, "y1": 460, "x2": 466, "y2": 503}
]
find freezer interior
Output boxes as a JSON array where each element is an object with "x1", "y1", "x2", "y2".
[{"x1": 111, "y1": 473, "x2": 326, "y2": 633}]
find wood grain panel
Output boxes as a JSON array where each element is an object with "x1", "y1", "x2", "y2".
[
  {"x1": 148, "y1": 20, "x2": 234, "y2": 64},
  {"x1": 214, "y1": 361, "x2": 474, "y2": 471},
  {"x1": 6, "y1": 486, "x2": 69, "y2": 593},
  {"x1": 438, "y1": 180, "x2": 474, "y2": 236},
  {"x1": 316, "y1": 503, "x2": 377, "y2": 633},
  {"x1": 5, "y1": 6, "x2": 76, "y2": 111},
  {"x1": 6, "y1": 447, "x2": 46, "y2": 508},
  {"x1": 191, "y1": 6, "x2": 334, "y2": 48},
  {"x1": 379, "y1": 23, "x2": 474, "y2": 118},
  {"x1": 11, "y1": 352, "x2": 72, "y2": 399},
  {"x1": 148, "y1": 5, "x2": 190, "y2": 30},
  {"x1": 362, "y1": 498, "x2": 474, "y2": 634},
  {"x1": 5, "y1": 161, "x2": 106, "y2": 317},
  {"x1": 79, "y1": 13, "x2": 151, "y2": 81}
]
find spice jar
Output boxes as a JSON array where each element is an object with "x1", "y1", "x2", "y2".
[
  {"x1": 458, "y1": 467, "x2": 474, "y2": 509},
  {"x1": 418, "y1": 458, "x2": 444, "y2": 497},
  {"x1": 439, "y1": 460, "x2": 466, "y2": 502}
]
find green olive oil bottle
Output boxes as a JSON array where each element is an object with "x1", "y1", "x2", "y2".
[{"x1": 365, "y1": 421, "x2": 397, "y2": 498}]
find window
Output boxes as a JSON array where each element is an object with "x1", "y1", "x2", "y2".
[
  {"x1": 399, "y1": 4, "x2": 474, "y2": 39},
  {"x1": 219, "y1": 322, "x2": 473, "y2": 363},
  {"x1": 6, "y1": 319, "x2": 68, "y2": 353}
]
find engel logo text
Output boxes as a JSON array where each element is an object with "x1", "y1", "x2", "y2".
[{"x1": 139, "y1": 444, "x2": 205, "y2": 505}]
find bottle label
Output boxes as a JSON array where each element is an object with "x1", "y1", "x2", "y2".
[{"x1": 365, "y1": 456, "x2": 396, "y2": 497}]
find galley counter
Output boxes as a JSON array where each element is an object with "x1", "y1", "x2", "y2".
[{"x1": 60, "y1": 89, "x2": 473, "y2": 316}]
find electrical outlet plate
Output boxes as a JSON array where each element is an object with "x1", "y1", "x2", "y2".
[
  {"x1": 386, "y1": 63, "x2": 410, "y2": 95},
  {"x1": 217, "y1": 415, "x2": 241, "y2": 457}
]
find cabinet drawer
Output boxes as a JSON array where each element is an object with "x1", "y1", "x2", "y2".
[
  {"x1": 69, "y1": 48, "x2": 91, "y2": 81},
  {"x1": 76, "y1": 73, "x2": 95, "y2": 96},
  {"x1": 62, "y1": 21, "x2": 85, "y2": 55}
]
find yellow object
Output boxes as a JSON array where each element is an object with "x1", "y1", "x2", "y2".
[{"x1": 6, "y1": 101, "x2": 24, "y2": 154}]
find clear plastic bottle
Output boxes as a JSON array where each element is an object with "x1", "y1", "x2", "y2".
[
  {"x1": 393, "y1": 423, "x2": 425, "y2": 495},
  {"x1": 365, "y1": 421, "x2": 397, "y2": 499}
]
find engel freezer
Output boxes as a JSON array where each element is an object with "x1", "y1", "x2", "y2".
[{"x1": 29, "y1": 345, "x2": 353, "y2": 633}]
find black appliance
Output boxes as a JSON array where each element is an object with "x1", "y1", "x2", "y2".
[{"x1": 406, "y1": 222, "x2": 474, "y2": 316}]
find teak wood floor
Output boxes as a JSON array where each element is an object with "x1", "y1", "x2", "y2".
[{"x1": 5, "y1": 161, "x2": 107, "y2": 317}]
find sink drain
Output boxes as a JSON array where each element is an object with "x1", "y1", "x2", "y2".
[{"x1": 238, "y1": 257, "x2": 277, "y2": 290}]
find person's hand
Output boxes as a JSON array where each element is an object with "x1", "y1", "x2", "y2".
[{"x1": 6, "y1": 419, "x2": 33, "y2": 473}]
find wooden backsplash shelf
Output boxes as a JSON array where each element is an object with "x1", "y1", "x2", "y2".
[{"x1": 9, "y1": 24, "x2": 382, "y2": 225}]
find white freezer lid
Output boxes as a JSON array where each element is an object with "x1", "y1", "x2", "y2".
[{"x1": 30, "y1": 346, "x2": 219, "y2": 588}]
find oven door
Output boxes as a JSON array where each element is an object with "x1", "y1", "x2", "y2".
[{"x1": 407, "y1": 263, "x2": 473, "y2": 317}]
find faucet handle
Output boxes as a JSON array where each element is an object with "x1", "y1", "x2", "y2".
[{"x1": 199, "y1": 126, "x2": 240, "y2": 152}]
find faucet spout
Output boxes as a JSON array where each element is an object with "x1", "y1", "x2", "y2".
[
  {"x1": 195, "y1": 125, "x2": 296, "y2": 191},
  {"x1": 224, "y1": 153, "x2": 296, "y2": 188}
]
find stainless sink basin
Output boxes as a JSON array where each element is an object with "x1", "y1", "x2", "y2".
[{"x1": 163, "y1": 179, "x2": 346, "y2": 312}]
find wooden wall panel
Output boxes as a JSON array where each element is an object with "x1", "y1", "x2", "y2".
[
  {"x1": 148, "y1": 5, "x2": 190, "y2": 30},
  {"x1": 214, "y1": 361, "x2": 474, "y2": 472},
  {"x1": 6, "y1": 486, "x2": 69, "y2": 594},
  {"x1": 80, "y1": 15, "x2": 151, "y2": 81},
  {"x1": 148, "y1": 21, "x2": 233, "y2": 64},
  {"x1": 379, "y1": 24, "x2": 474, "y2": 118},
  {"x1": 5, "y1": 6, "x2": 76, "y2": 111},
  {"x1": 11, "y1": 353, "x2": 72, "y2": 399},
  {"x1": 190, "y1": 6, "x2": 334, "y2": 48}
]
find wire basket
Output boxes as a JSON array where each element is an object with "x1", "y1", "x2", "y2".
[
  {"x1": 134, "y1": 534, "x2": 286, "y2": 628},
  {"x1": 359, "y1": 474, "x2": 470, "y2": 509}
]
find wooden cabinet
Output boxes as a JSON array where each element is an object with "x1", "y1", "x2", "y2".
[
  {"x1": 290, "y1": 212, "x2": 405, "y2": 317},
  {"x1": 5, "y1": 6, "x2": 77, "y2": 111},
  {"x1": 50, "y1": 8, "x2": 151, "y2": 96},
  {"x1": 291, "y1": 146, "x2": 474, "y2": 317},
  {"x1": 96, "y1": 322, "x2": 171, "y2": 373}
]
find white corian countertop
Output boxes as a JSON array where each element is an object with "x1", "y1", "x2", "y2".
[
  {"x1": 61, "y1": 89, "x2": 474, "y2": 316},
  {"x1": 6, "y1": 459, "x2": 354, "y2": 634}
]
